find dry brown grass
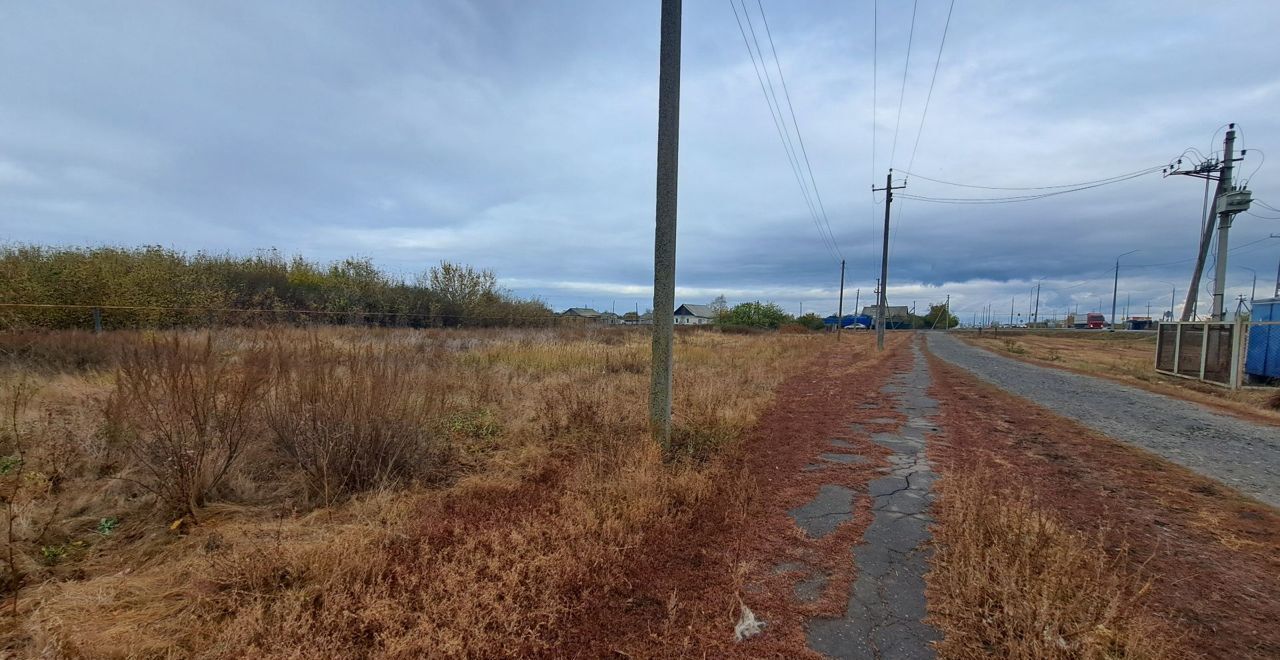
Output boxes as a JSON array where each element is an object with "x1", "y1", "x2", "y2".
[
  {"x1": 1, "y1": 325, "x2": 827, "y2": 657},
  {"x1": 928, "y1": 460, "x2": 1176, "y2": 659},
  {"x1": 962, "y1": 331, "x2": 1280, "y2": 423}
]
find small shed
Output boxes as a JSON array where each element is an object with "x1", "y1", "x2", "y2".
[{"x1": 1245, "y1": 297, "x2": 1280, "y2": 381}]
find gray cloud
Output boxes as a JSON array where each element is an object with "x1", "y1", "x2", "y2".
[{"x1": 1, "y1": 0, "x2": 1278, "y2": 317}]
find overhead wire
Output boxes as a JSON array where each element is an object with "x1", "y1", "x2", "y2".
[
  {"x1": 755, "y1": 0, "x2": 842, "y2": 261},
  {"x1": 896, "y1": 167, "x2": 1163, "y2": 204},
  {"x1": 869, "y1": 0, "x2": 880, "y2": 263},
  {"x1": 903, "y1": 0, "x2": 955, "y2": 176},
  {"x1": 899, "y1": 165, "x2": 1165, "y2": 192},
  {"x1": 1242, "y1": 148, "x2": 1265, "y2": 185},
  {"x1": 887, "y1": 0, "x2": 918, "y2": 169},
  {"x1": 728, "y1": 0, "x2": 840, "y2": 262}
]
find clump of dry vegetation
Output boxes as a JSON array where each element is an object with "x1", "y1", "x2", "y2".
[
  {"x1": 928, "y1": 460, "x2": 1175, "y2": 659},
  {"x1": 0, "y1": 325, "x2": 824, "y2": 656},
  {"x1": 106, "y1": 335, "x2": 271, "y2": 520}
]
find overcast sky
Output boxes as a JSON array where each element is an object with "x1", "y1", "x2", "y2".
[{"x1": 2, "y1": 1, "x2": 1279, "y2": 320}]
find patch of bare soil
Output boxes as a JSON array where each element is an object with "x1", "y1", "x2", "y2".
[{"x1": 927, "y1": 353, "x2": 1280, "y2": 659}]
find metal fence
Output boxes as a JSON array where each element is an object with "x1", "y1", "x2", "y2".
[
  {"x1": 1155, "y1": 317, "x2": 1280, "y2": 388},
  {"x1": 1154, "y1": 321, "x2": 1243, "y2": 388}
]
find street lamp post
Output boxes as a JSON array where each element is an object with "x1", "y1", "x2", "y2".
[
  {"x1": 1241, "y1": 267, "x2": 1257, "y2": 303},
  {"x1": 1111, "y1": 250, "x2": 1139, "y2": 332},
  {"x1": 1157, "y1": 281, "x2": 1177, "y2": 322}
]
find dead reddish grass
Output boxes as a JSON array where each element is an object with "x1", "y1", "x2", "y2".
[
  {"x1": 926, "y1": 348, "x2": 1280, "y2": 659},
  {"x1": 539, "y1": 333, "x2": 913, "y2": 657},
  {"x1": 4, "y1": 326, "x2": 859, "y2": 657}
]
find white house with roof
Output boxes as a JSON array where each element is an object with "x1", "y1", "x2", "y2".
[{"x1": 674, "y1": 303, "x2": 715, "y2": 325}]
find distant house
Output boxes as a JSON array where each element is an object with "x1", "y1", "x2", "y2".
[
  {"x1": 599, "y1": 312, "x2": 622, "y2": 325},
  {"x1": 861, "y1": 305, "x2": 912, "y2": 329},
  {"x1": 675, "y1": 303, "x2": 715, "y2": 325},
  {"x1": 561, "y1": 307, "x2": 601, "y2": 320}
]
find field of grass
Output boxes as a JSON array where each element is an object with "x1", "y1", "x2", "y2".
[
  {"x1": 0, "y1": 325, "x2": 831, "y2": 656},
  {"x1": 961, "y1": 330, "x2": 1280, "y2": 422}
]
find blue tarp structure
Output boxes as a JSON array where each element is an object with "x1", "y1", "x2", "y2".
[
  {"x1": 823, "y1": 314, "x2": 872, "y2": 328},
  {"x1": 1246, "y1": 297, "x2": 1280, "y2": 380}
]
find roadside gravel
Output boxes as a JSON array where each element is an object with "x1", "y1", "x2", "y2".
[{"x1": 926, "y1": 333, "x2": 1280, "y2": 507}]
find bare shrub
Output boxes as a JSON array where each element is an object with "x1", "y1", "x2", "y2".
[
  {"x1": 105, "y1": 334, "x2": 269, "y2": 519},
  {"x1": 264, "y1": 339, "x2": 447, "y2": 505}
]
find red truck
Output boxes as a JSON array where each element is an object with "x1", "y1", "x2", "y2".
[{"x1": 1086, "y1": 312, "x2": 1106, "y2": 329}]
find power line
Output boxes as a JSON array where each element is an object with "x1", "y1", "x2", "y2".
[
  {"x1": 888, "y1": 0, "x2": 953, "y2": 261},
  {"x1": 899, "y1": 165, "x2": 1163, "y2": 191},
  {"x1": 869, "y1": 0, "x2": 880, "y2": 266},
  {"x1": 897, "y1": 167, "x2": 1162, "y2": 204},
  {"x1": 755, "y1": 0, "x2": 842, "y2": 260},
  {"x1": 887, "y1": 0, "x2": 919, "y2": 169},
  {"x1": 904, "y1": 0, "x2": 955, "y2": 175},
  {"x1": 729, "y1": 0, "x2": 839, "y2": 262},
  {"x1": 1242, "y1": 147, "x2": 1265, "y2": 185}
]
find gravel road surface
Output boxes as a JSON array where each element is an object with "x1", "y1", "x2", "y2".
[{"x1": 927, "y1": 333, "x2": 1280, "y2": 507}]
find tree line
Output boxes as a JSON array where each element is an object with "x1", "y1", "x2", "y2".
[
  {"x1": 707, "y1": 296, "x2": 958, "y2": 331},
  {"x1": 0, "y1": 245, "x2": 552, "y2": 330}
]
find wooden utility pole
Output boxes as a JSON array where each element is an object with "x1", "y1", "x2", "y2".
[
  {"x1": 649, "y1": 0, "x2": 681, "y2": 449},
  {"x1": 872, "y1": 170, "x2": 906, "y2": 351}
]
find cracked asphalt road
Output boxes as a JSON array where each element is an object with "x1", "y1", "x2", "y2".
[
  {"x1": 927, "y1": 333, "x2": 1280, "y2": 507},
  {"x1": 807, "y1": 339, "x2": 939, "y2": 660}
]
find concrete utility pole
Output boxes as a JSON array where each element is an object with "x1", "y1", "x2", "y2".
[
  {"x1": 1111, "y1": 249, "x2": 1138, "y2": 332},
  {"x1": 1179, "y1": 125, "x2": 1236, "y2": 320},
  {"x1": 1209, "y1": 128, "x2": 1249, "y2": 320},
  {"x1": 837, "y1": 259, "x2": 846, "y2": 341},
  {"x1": 945, "y1": 294, "x2": 950, "y2": 331},
  {"x1": 649, "y1": 0, "x2": 681, "y2": 449},
  {"x1": 854, "y1": 289, "x2": 860, "y2": 323},
  {"x1": 872, "y1": 170, "x2": 906, "y2": 350},
  {"x1": 1009, "y1": 297, "x2": 1014, "y2": 326},
  {"x1": 1033, "y1": 282, "x2": 1041, "y2": 324}
]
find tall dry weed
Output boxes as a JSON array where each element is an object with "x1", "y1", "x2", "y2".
[
  {"x1": 105, "y1": 334, "x2": 269, "y2": 519},
  {"x1": 264, "y1": 338, "x2": 450, "y2": 505}
]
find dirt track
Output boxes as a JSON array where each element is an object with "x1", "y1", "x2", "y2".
[{"x1": 926, "y1": 332, "x2": 1280, "y2": 506}]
